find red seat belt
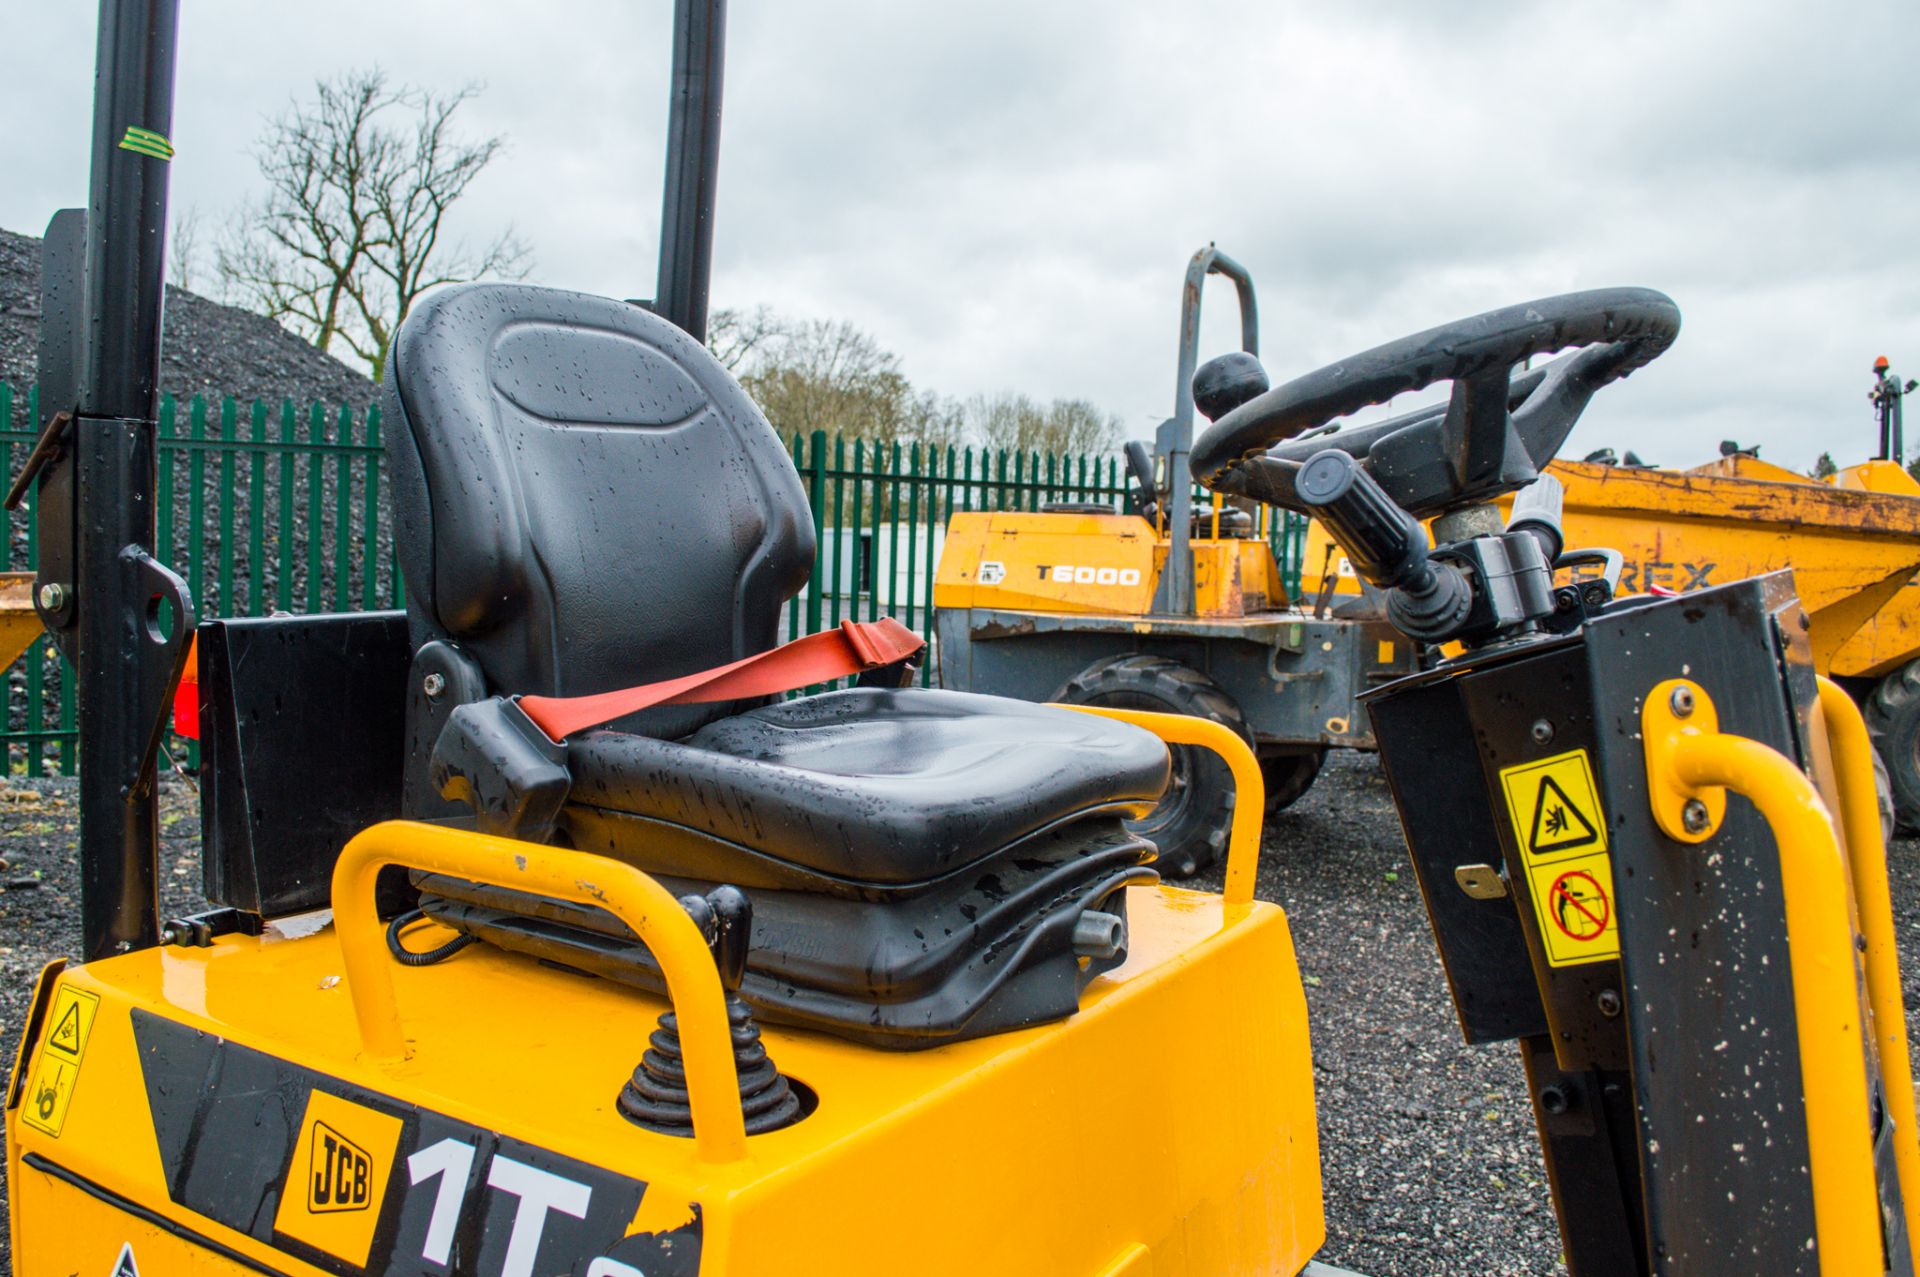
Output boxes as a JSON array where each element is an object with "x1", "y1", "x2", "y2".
[{"x1": 518, "y1": 617, "x2": 925, "y2": 742}]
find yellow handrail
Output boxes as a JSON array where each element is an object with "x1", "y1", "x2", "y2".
[
  {"x1": 1642, "y1": 682, "x2": 1879, "y2": 1274},
  {"x1": 331, "y1": 821, "x2": 748, "y2": 1163},
  {"x1": 1817, "y1": 676, "x2": 1920, "y2": 1248},
  {"x1": 1049, "y1": 705, "x2": 1265, "y2": 904}
]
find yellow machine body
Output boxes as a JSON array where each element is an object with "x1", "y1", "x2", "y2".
[
  {"x1": 1300, "y1": 457, "x2": 1920, "y2": 678},
  {"x1": 0, "y1": 572, "x2": 43, "y2": 671},
  {"x1": 6, "y1": 848, "x2": 1323, "y2": 1275},
  {"x1": 935, "y1": 510, "x2": 1286, "y2": 619}
]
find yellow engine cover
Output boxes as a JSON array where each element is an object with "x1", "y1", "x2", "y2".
[
  {"x1": 7, "y1": 886, "x2": 1323, "y2": 1276},
  {"x1": 936, "y1": 511, "x2": 1285, "y2": 618}
]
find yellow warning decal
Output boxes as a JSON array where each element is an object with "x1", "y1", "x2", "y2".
[
  {"x1": 21, "y1": 983, "x2": 99, "y2": 1138},
  {"x1": 1499, "y1": 749, "x2": 1619, "y2": 967},
  {"x1": 274, "y1": 1090, "x2": 404, "y2": 1266}
]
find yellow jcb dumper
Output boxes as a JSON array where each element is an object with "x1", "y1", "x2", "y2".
[{"x1": 8, "y1": 6, "x2": 1918, "y2": 1277}]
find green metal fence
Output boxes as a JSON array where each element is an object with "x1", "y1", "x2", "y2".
[
  {"x1": 0, "y1": 383, "x2": 398, "y2": 776},
  {"x1": 0, "y1": 386, "x2": 1307, "y2": 773}
]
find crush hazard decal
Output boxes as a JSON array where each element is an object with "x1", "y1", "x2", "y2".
[
  {"x1": 131, "y1": 1010, "x2": 701, "y2": 1276},
  {"x1": 1499, "y1": 749, "x2": 1619, "y2": 968},
  {"x1": 22, "y1": 983, "x2": 100, "y2": 1138}
]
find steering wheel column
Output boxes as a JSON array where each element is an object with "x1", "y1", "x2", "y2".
[{"x1": 1190, "y1": 287, "x2": 1680, "y2": 647}]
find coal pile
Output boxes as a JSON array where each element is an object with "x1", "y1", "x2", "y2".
[{"x1": 0, "y1": 224, "x2": 375, "y2": 409}]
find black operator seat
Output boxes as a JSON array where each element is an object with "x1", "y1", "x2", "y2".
[{"x1": 382, "y1": 284, "x2": 1169, "y2": 1048}]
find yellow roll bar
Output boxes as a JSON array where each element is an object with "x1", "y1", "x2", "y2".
[
  {"x1": 1642, "y1": 680, "x2": 1880, "y2": 1274},
  {"x1": 1049, "y1": 705, "x2": 1266, "y2": 904},
  {"x1": 331, "y1": 821, "x2": 748, "y2": 1163},
  {"x1": 1817, "y1": 676, "x2": 1920, "y2": 1247}
]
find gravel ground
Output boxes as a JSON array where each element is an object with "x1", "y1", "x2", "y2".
[{"x1": 0, "y1": 756, "x2": 1915, "y2": 1275}]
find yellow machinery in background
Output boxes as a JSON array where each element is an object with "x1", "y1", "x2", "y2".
[
  {"x1": 0, "y1": 572, "x2": 43, "y2": 670},
  {"x1": 1301, "y1": 441, "x2": 1920, "y2": 828},
  {"x1": 936, "y1": 248, "x2": 1415, "y2": 877},
  {"x1": 10, "y1": 7, "x2": 1920, "y2": 1277}
]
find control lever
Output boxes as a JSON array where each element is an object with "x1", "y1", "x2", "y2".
[
  {"x1": 1124, "y1": 440, "x2": 1160, "y2": 522},
  {"x1": 1506, "y1": 472, "x2": 1566, "y2": 563},
  {"x1": 1294, "y1": 449, "x2": 1472, "y2": 641}
]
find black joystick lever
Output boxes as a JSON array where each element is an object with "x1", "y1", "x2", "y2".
[
  {"x1": 618, "y1": 885, "x2": 805, "y2": 1135},
  {"x1": 1295, "y1": 449, "x2": 1472, "y2": 642}
]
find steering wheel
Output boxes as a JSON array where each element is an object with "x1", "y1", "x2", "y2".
[{"x1": 1189, "y1": 288, "x2": 1680, "y2": 519}]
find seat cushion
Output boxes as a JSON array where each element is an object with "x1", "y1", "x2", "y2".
[{"x1": 562, "y1": 687, "x2": 1169, "y2": 887}]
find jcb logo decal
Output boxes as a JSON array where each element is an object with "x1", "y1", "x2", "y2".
[
  {"x1": 275, "y1": 1091, "x2": 402, "y2": 1266},
  {"x1": 309, "y1": 1120, "x2": 373, "y2": 1213}
]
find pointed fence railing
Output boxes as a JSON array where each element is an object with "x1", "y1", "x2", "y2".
[{"x1": 0, "y1": 387, "x2": 1306, "y2": 775}]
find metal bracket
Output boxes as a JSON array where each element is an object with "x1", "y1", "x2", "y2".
[{"x1": 1641, "y1": 677, "x2": 1727, "y2": 843}]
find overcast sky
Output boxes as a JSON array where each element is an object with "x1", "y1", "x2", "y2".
[{"x1": 6, "y1": 2, "x2": 1916, "y2": 471}]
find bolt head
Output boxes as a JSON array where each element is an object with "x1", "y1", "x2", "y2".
[
  {"x1": 1682, "y1": 797, "x2": 1711, "y2": 834},
  {"x1": 36, "y1": 583, "x2": 64, "y2": 611},
  {"x1": 1531, "y1": 719, "x2": 1554, "y2": 744},
  {"x1": 421, "y1": 672, "x2": 447, "y2": 698},
  {"x1": 1596, "y1": 988, "x2": 1622, "y2": 1018},
  {"x1": 1669, "y1": 685, "x2": 1695, "y2": 717}
]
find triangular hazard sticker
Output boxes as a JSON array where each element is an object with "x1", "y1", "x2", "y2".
[
  {"x1": 1529, "y1": 774, "x2": 1599, "y2": 854},
  {"x1": 110, "y1": 1242, "x2": 140, "y2": 1277},
  {"x1": 49, "y1": 1001, "x2": 82, "y2": 1053}
]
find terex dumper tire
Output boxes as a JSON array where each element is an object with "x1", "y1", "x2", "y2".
[
  {"x1": 1259, "y1": 747, "x2": 1327, "y2": 815},
  {"x1": 1055, "y1": 654, "x2": 1251, "y2": 879},
  {"x1": 1865, "y1": 661, "x2": 1920, "y2": 835}
]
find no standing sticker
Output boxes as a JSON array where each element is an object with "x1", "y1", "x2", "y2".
[{"x1": 1498, "y1": 749, "x2": 1619, "y2": 968}]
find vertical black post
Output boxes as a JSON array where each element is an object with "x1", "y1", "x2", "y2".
[
  {"x1": 69, "y1": 0, "x2": 195, "y2": 960},
  {"x1": 654, "y1": 0, "x2": 727, "y2": 343}
]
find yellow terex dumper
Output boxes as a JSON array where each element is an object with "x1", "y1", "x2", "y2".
[
  {"x1": 10, "y1": 6, "x2": 1920, "y2": 1276},
  {"x1": 1301, "y1": 413, "x2": 1920, "y2": 828}
]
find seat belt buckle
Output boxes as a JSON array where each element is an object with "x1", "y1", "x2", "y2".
[{"x1": 430, "y1": 696, "x2": 571, "y2": 841}]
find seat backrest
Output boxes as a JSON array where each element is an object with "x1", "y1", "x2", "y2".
[{"x1": 383, "y1": 284, "x2": 814, "y2": 739}]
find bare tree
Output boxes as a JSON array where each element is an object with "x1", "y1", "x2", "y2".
[
  {"x1": 739, "y1": 317, "x2": 924, "y2": 439},
  {"x1": 707, "y1": 306, "x2": 969, "y2": 449},
  {"x1": 167, "y1": 206, "x2": 203, "y2": 292},
  {"x1": 217, "y1": 69, "x2": 529, "y2": 380},
  {"x1": 968, "y1": 392, "x2": 1121, "y2": 455},
  {"x1": 708, "y1": 306, "x2": 787, "y2": 373}
]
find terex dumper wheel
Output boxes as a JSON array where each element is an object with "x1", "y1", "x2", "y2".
[
  {"x1": 1056, "y1": 654, "x2": 1251, "y2": 878},
  {"x1": 1259, "y1": 747, "x2": 1327, "y2": 815},
  {"x1": 1866, "y1": 660, "x2": 1920, "y2": 835}
]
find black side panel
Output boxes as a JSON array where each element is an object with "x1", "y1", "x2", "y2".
[
  {"x1": 1586, "y1": 578, "x2": 1818, "y2": 1276},
  {"x1": 200, "y1": 612, "x2": 410, "y2": 916},
  {"x1": 381, "y1": 283, "x2": 814, "y2": 741},
  {"x1": 1368, "y1": 675, "x2": 1548, "y2": 1044}
]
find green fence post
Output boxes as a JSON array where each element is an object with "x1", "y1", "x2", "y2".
[
  {"x1": 904, "y1": 441, "x2": 922, "y2": 641},
  {"x1": 885, "y1": 440, "x2": 902, "y2": 624},
  {"x1": 306, "y1": 401, "x2": 325, "y2": 612},
  {"x1": 156, "y1": 394, "x2": 176, "y2": 572},
  {"x1": 184, "y1": 397, "x2": 207, "y2": 768},
  {"x1": 363, "y1": 405, "x2": 382, "y2": 611},
  {"x1": 217, "y1": 398, "x2": 236, "y2": 618},
  {"x1": 333, "y1": 404, "x2": 353, "y2": 610},
  {"x1": 828, "y1": 434, "x2": 846, "y2": 632},
  {"x1": 805, "y1": 430, "x2": 827, "y2": 638},
  {"x1": 249, "y1": 401, "x2": 267, "y2": 614},
  {"x1": 277, "y1": 400, "x2": 296, "y2": 611}
]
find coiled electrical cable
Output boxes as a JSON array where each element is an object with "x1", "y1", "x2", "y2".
[{"x1": 385, "y1": 909, "x2": 476, "y2": 966}]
